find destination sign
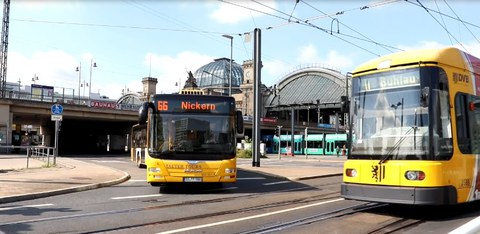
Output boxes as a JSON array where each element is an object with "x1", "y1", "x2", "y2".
[
  {"x1": 359, "y1": 70, "x2": 420, "y2": 92},
  {"x1": 154, "y1": 96, "x2": 234, "y2": 114}
]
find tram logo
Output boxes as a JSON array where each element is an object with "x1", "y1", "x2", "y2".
[
  {"x1": 372, "y1": 164, "x2": 386, "y2": 182},
  {"x1": 453, "y1": 72, "x2": 469, "y2": 84}
]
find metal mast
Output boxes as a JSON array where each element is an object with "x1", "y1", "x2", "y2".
[{"x1": 0, "y1": 0, "x2": 10, "y2": 98}]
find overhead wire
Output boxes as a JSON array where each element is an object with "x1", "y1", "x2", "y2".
[
  {"x1": 287, "y1": 0, "x2": 300, "y2": 22},
  {"x1": 12, "y1": 18, "x2": 231, "y2": 35},
  {"x1": 404, "y1": 0, "x2": 480, "y2": 30},
  {"x1": 415, "y1": 0, "x2": 469, "y2": 52},
  {"x1": 301, "y1": 0, "x2": 401, "y2": 53},
  {"x1": 442, "y1": 0, "x2": 480, "y2": 45},
  {"x1": 434, "y1": 0, "x2": 453, "y2": 45},
  {"x1": 246, "y1": 0, "x2": 399, "y2": 56}
]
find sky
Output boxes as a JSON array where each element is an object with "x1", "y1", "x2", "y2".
[{"x1": 5, "y1": 0, "x2": 480, "y2": 99}]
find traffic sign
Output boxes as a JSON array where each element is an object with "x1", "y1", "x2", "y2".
[
  {"x1": 51, "y1": 104, "x2": 63, "y2": 115},
  {"x1": 51, "y1": 115, "x2": 63, "y2": 121}
]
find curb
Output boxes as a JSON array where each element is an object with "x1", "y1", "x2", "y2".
[{"x1": 0, "y1": 171, "x2": 130, "y2": 204}]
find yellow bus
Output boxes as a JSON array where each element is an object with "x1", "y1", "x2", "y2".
[
  {"x1": 130, "y1": 123, "x2": 147, "y2": 168},
  {"x1": 138, "y1": 93, "x2": 243, "y2": 186},
  {"x1": 342, "y1": 47, "x2": 480, "y2": 205}
]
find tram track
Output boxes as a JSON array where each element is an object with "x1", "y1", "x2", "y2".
[
  {"x1": 238, "y1": 202, "x2": 386, "y2": 234},
  {"x1": 1, "y1": 180, "x2": 342, "y2": 233},
  {"x1": 78, "y1": 190, "x2": 342, "y2": 233},
  {"x1": 367, "y1": 218, "x2": 425, "y2": 234}
]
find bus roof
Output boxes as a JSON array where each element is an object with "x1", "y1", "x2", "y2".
[{"x1": 353, "y1": 47, "x2": 480, "y2": 76}]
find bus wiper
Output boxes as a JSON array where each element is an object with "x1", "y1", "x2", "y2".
[{"x1": 378, "y1": 126, "x2": 416, "y2": 164}]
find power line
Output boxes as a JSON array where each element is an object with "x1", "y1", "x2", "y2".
[
  {"x1": 245, "y1": 0, "x2": 399, "y2": 56},
  {"x1": 442, "y1": 0, "x2": 480, "y2": 45},
  {"x1": 434, "y1": 0, "x2": 453, "y2": 45},
  {"x1": 415, "y1": 0, "x2": 468, "y2": 52},
  {"x1": 405, "y1": 0, "x2": 480, "y2": 30},
  {"x1": 301, "y1": 0, "x2": 400, "y2": 53},
  {"x1": 11, "y1": 18, "x2": 232, "y2": 35}
]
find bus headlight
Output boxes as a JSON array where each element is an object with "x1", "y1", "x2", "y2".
[
  {"x1": 345, "y1": 168, "x2": 357, "y2": 177},
  {"x1": 225, "y1": 168, "x2": 235, "y2": 174},
  {"x1": 149, "y1": 167, "x2": 161, "y2": 173},
  {"x1": 405, "y1": 171, "x2": 425, "y2": 181}
]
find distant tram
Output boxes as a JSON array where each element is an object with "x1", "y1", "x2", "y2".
[{"x1": 272, "y1": 133, "x2": 348, "y2": 156}]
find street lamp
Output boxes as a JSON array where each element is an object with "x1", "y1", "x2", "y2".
[
  {"x1": 31, "y1": 74, "x2": 38, "y2": 84},
  {"x1": 89, "y1": 59, "x2": 97, "y2": 101},
  {"x1": 17, "y1": 78, "x2": 21, "y2": 95},
  {"x1": 390, "y1": 102, "x2": 402, "y2": 127},
  {"x1": 175, "y1": 77, "x2": 181, "y2": 92},
  {"x1": 222, "y1": 34, "x2": 233, "y2": 96},
  {"x1": 76, "y1": 63, "x2": 81, "y2": 101},
  {"x1": 81, "y1": 80, "x2": 88, "y2": 98}
]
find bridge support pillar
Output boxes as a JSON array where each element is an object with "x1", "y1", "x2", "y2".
[
  {"x1": 0, "y1": 104, "x2": 12, "y2": 152},
  {"x1": 40, "y1": 125, "x2": 52, "y2": 147}
]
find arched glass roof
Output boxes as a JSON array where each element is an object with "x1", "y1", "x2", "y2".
[
  {"x1": 117, "y1": 93, "x2": 143, "y2": 105},
  {"x1": 193, "y1": 58, "x2": 243, "y2": 93},
  {"x1": 265, "y1": 66, "x2": 348, "y2": 108}
]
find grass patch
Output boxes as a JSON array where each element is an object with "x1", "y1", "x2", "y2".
[{"x1": 41, "y1": 163, "x2": 57, "y2": 168}]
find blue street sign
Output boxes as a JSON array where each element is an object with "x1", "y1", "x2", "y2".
[{"x1": 51, "y1": 104, "x2": 63, "y2": 115}]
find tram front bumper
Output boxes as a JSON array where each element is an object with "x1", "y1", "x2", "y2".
[{"x1": 340, "y1": 183, "x2": 457, "y2": 205}]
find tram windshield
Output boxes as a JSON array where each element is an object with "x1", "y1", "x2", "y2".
[{"x1": 349, "y1": 67, "x2": 453, "y2": 160}]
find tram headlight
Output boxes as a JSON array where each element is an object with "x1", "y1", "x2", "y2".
[
  {"x1": 346, "y1": 168, "x2": 357, "y2": 177},
  {"x1": 405, "y1": 171, "x2": 425, "y2": 181}
]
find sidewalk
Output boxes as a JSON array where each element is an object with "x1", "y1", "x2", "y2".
[
  {"x1": 237, "y1": 154, "x2": 345, "y2": 181},
  {"x1": 0, "y1": 154, "x2": 345, "y2": 204},
  {"x1": 0, "y1": 155, "x2": 130, "y2": 204}
]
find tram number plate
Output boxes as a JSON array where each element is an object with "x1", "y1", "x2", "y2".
[{"x1": 184, "y1": 177, "x2": 202, "y2": 182}]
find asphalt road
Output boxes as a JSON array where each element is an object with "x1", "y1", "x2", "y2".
[{"x1": 1, "y1": 155, "x2": 479, "y2": 234}]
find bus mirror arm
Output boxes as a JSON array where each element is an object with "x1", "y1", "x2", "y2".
[{"x1": 139, "y1": 102, "x2": 155, "y2": 125}]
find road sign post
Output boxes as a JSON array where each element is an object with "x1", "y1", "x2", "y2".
[{"x1": 51, "y1": 104, "x2": 63, "y2": 160}]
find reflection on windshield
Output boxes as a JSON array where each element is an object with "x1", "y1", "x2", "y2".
[
  {"x1": 151, "y1": 114, "x2": 233, "y2": 156},
  {"x1": 352, "y1": 87, "x2": 429, "y2": 158},
  {"x1": 350, "y1": 67, "x2": 453, "y2": 160}
]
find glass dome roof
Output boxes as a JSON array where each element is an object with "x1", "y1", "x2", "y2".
[{"x1": 193, "y1": 58, "x2": 243, "y2": 93}]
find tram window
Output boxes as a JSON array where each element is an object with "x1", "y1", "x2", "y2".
[
  {"x1": 468, "y1": 96, "x2": 480, "y2": 153},
  {"x1": 455, "y1": 94, "x2": 471, "y2": 153}
]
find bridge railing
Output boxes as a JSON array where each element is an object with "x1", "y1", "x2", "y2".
[{"x1": 3, "y1": 89, "x2": 141, "y2": 111}]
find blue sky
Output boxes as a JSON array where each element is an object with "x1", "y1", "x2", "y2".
[{"x1": 6, "y1": 0, "x2": 480, "y2": 99}]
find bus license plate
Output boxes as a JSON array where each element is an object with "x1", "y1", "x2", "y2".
[{"x1": 184, "y1": 177, "x2": 202, "y2": 182}]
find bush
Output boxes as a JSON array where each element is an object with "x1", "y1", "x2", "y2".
[{"x1": 236, "y1": 148, "x2": 252, "y2": 158}]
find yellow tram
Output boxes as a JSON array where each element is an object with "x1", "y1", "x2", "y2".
[{"x1": 341, "y1": 47, "x2": 480, "y2": 205}]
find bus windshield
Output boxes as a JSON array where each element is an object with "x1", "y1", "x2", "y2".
[
  {"x1": 149, "y1": 113, "x2": 234, "y2": 160},
  {"x1": 349, "y1": 67, "x2": 453, "y2": 160}
]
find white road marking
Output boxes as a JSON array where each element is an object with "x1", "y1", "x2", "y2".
[
  {"x1": 128, "y1": 179, "x2": 147, "y2": 182},
  {"x1": 0, "y1": 203, "x2": 54, "y2": 211},
  {"x1": 90, "y1": 160, "x2": 127, "y2": 163},
  {"x1": 237, "y1": 177, "x2": 266, "y2": 180},
  {"x1": 111, "y1": 194, "x2": 163, "y2": 200},
  {"x1": 449, "y1": 216, "x2": 480, "y2": 234},
  {"x1": 263, "y1": 181, "x2": 292, "y2": 186},
  {"x1": 157, "y1": 198, "x2": 345, "y2": 234}
]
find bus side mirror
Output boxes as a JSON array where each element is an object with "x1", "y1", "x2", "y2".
[
  {"x1": 139, "y1": 102, "x2": 154, "y2": 125},
  {"x1": 236, "y1": 111, "x2": 244, "y2": 138}
]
